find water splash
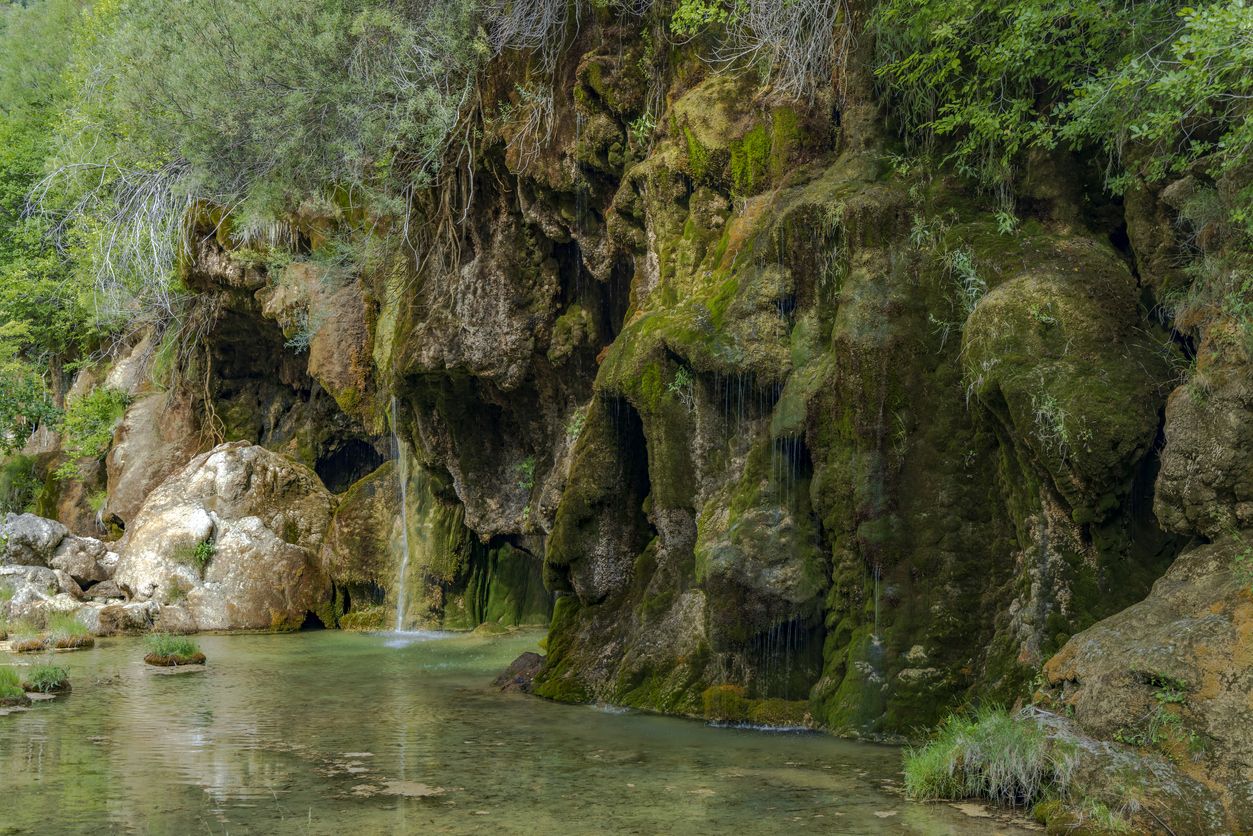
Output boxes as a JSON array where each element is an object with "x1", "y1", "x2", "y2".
[
  {"x1": 380, "y1": 629, "x2": 451, "y2": 648},
  {"x1": 391, "y1": 396, "x2": 412, "y2": 632}
]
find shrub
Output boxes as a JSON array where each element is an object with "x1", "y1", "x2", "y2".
[
  {"x1": 174, "y1": 538, "x2": 216, "y2": 575},
  {"x1": 516, "y1": 456, "x2": 536, "y2": 491},
  {"x1": 23, "y1": 663, "x2": 69, "y2": 693},
  {"x1": 34, "y1": 0, "x2": 490, "y2": 316},
  {"x1": 0, "y1": 667, "x2": 25, "y2": 702},
  {"x1": 903, "y1": 706, "x2": 1075, "y2": 806},
  {"x1": 670, "y1": 0, "x2": 851, "y2": 100},
  {"x1": 873, "y1": 0, "x2": 1253, "y2": 236},
  {"x1": 0, "y1": 455, "x2": 41, "y2": 514},
  {"x1": 54, "y1": 387, "x2": 131, "y2": 480}
]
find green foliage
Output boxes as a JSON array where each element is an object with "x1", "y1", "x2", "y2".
[
  {"x1": 945, "y1": 247, "x2": 985, "y2": 317},
  {"x1": 0, "y1": 454, "x2": 41, "y2": 513},
  {"x1": 516, "y1": 456, "x2": 536, "y2": 491},
  {"x1": 87, "y1": 488, "x2": 107, "y2": 513},
  {"x1": 671, "y1": 0, "x2": 734, "y2": 36},
  {"x1": 38, "y1": 0, "x2": 489, "y2": 298},
  {"x1": 145, "y1": 633, "x2": 200, "y2": 658},
  {"x1": 874, "y1": 0, "x2": 1253, "y2": 232},
  {"x1": 628, "y1": 112, "x2": 656, "y2": 147},
  {"x1": 564, "y1": 408, "x2": 586, "y2": 443},
  {"x1": 54, "y1": 386, "x2": 130, "y2": 479},
  {"x1": 667, "y1": 366, "x2": 695, "y2": 409},
  {"x1": 24, "y1": 663, "x2": 69, "y2": 693},
  {"x1": 903, "y1": 707, "x2": 1075, "y2": 806},
  {"x1": 0, "y1": 666, "x2": 24, "y2": 701},
  {"x1": 174, "y1": 538, "x2": 216, "y2": 574}
]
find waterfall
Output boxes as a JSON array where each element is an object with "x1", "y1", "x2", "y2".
[{"x1": 392, "y1": 396, "x2": 412, "y2": 631}]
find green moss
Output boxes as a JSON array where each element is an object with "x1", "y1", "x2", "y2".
[
  {"x1": 769, "y1": 107, "x2": 802, "y2": 181},
  {"x1": 339, "y1": 604, "x2": 387, "y2": 631},
  {"x1": 729, "y1": 123, "x2": 770, "y2": 196},
  {"x1": 531, "y1": 595, "x2": 593, "y2": 703}
]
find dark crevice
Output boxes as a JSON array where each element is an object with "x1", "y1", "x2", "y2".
[{"x1": 316, "y1": 438, "x2": 385, "y2": 493}]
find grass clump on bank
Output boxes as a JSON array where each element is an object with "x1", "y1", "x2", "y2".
[
  {"x1": 0, "y1": 667, "x2": 28, "y2": 705},
  {"x1": 144, "y1": 633, "x2": 205, "y2": 667},
  {"x1": 903, "y1": 706, "x2": 1075, "y2": 806},
  {"x1": 47, "y1": 613, "x2": 94, "y2": 649},
  {"x1": 23, "y1": 663, "x2": 70, "y2": 694},
  {"x1": 8, "y1": 619, "x2": 48, "y2": 653}
]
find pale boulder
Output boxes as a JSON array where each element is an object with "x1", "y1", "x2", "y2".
[{"x1": 115, "y1": 441, "x2": 336, "y2": 631}]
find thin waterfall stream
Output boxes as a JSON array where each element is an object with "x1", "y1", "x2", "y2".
[{"x1": 392, "y1": 396, "x2": 412, "y2": 631}]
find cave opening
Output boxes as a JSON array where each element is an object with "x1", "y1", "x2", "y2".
[{"x1": 316, "y1": 439, "x2": 385, "y2": 493}]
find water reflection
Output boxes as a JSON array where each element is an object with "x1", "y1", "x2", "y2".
[{"x1": 0, "y1": 632, "x2": 1030, "y2": 835}]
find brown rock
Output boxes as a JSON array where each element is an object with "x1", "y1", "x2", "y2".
[
  {"x1": 1043, "y1": 536, "x2": 1253, "y2": 832},
  {"x1": 494, "y1": 651, "x2": 545, "y2": 693}
]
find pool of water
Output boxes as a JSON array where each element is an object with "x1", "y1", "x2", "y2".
[{"x1": 0, "y1": 631, "x2": 1031, "y2": 834}]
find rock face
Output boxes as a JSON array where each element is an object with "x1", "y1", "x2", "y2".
[
  {"x1": 1155, "y1": 366, "x2": 1253, "y2": 538},
  {"x1": 115, "y1": 442, "x2": 336, "y2": 631},
  {"x1": 105, "y1": 394, "x2": 202, "y2": 528},
  {"x1": 1043, "y1": 536, "x2": 1253, "y2": 831},
  {"x1": 50, "y1": 535, "x2": 116, "y2": 586}
]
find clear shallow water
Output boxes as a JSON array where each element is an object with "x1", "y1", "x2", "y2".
[{"x1": 0, "y1": 631, "x2": 1031, "y2": 835}]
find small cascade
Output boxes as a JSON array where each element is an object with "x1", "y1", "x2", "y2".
[{"x1": 391, "y1": 396, "x2": 413, "y2": 631}]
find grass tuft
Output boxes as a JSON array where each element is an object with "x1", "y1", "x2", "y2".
[
  {"x1": 145, "y1": 633, "x2": 201, "y2": 659},
  {"x1": 904, "y1": 706, "x2": 1074, "y2": 807},
  {"x1": 0, "y1": 666, "x2": 26, "y2": 702},
  {"x1": 23, "y1": 663, "x2": 69, "y2": 693},
  {"x1": 46, "y1": 612, "x2": 93, "y2": 648}
]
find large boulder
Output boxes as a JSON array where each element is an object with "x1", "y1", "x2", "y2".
[
  {"x1": 115, "y1": 442, "x2": 336, "y2": 631},
  {"x1": 1043, "y1": 535, "x2": 1253, "y2": 832},
  {"x1": 0, "y1": 513, "x2": 69, "y2": 566}
]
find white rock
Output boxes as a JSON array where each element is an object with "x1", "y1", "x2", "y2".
[{"x1": 115, "y1": 442, "x2": 334, "y2": 631}]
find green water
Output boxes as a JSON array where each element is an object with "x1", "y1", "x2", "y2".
[{"x1": 0, "y1": 631, "x2": 1030, "y2": 835}]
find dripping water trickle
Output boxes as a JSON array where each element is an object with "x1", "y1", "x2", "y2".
[
  {"x1": 871, "y1": 562, "x2": 883, "y2": 649},
  {"x1": 392, "y1": 396, "x2": 412, "y2": 632}
]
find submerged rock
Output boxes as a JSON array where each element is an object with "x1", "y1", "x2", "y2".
[
  {"x1": 115, "y1": 442, "x2": 335, "y2": 631},
  {"x1": 494, "y1": 651, "x2": 545, "y2": 693}
]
